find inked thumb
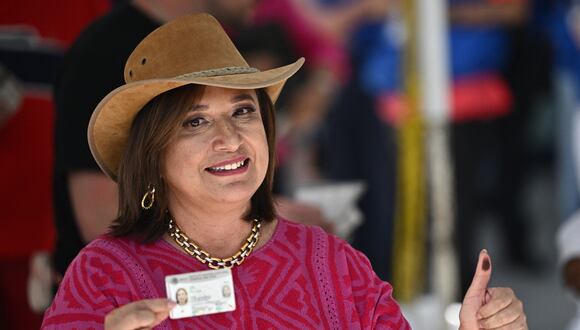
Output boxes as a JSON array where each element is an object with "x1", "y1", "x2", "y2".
[
  {"x1": 459, "y1": 250, "x2": 493, "y2": 327},
  {"x1": 464, "y1": 249, "x2": 492, "y2": 303}
]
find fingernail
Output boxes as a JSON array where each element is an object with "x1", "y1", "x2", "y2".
[
  {"x1": 482, "y1": 257, "x2": 490, "y2": 271},
  {"x1": 481, "y1": 249, "x2": 488, "y2": 254}
]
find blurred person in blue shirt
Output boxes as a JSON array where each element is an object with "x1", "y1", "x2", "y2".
[{"x1": 324, "y1": 0, "x2": 538, "y2": 294}]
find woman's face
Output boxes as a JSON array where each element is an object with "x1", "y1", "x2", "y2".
[
  {"x1": 162, "y1": 86, "x2": 269, "y2": 210},
  {"x1": 176, "y1": 289, "x2": 188, "y2": 305}
]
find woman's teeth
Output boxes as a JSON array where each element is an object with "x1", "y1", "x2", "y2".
[{"x1": 209, "y1": 159, "x2": 246, "y2": 172}]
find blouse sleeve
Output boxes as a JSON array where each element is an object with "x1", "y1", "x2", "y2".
[
  {"x1": 41, "y1": 239, "x2": 142, "y2": 329},
  {"x1": 339, "y1": 239, "x2": 411, "y2": 329}
]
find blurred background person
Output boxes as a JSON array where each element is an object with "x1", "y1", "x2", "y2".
[
  {"x1": 326, "y1": 0, "x2": 543, "y2": 294},
  {"x1": 0, "y1": 0, "x2": 109, "y2": 329},
  {"x1": 446, "y1": 0, "x2": 541, "y2": 296},
  {"x1": 319, "y1": 1, "x2": 398, "y2": 280},
  {"x1": 0, "y1": 1, "x2": 110, "y2": 328}
]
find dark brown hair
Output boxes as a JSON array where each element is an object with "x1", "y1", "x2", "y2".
[{"x1": 110, "y1": 84, "x2": 277, "y2": 242}]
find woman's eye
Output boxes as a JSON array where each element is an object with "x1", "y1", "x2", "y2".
[
  {"x1": 234, "y1": 106, "x2": 255, "y2": 117},
  {"x1": 182, "y1": 117, "x2": 206, "y2": 127}
]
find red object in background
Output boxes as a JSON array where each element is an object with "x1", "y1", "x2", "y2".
[
  {"x1": 451, "y1": 73, "x2": 512, "y2": 122},
  {"x1": 0, "y1": 0, "x2": 110, "y2": 46},
  {"x1": 0, "y1": 95, "x2": 56, "y2": 256},
  {"x1": 377, "y1": 73, "x2": 512, "y2": 125}
]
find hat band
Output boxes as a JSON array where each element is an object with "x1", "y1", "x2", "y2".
[{"x1": 176, "y1": 66, "x2": 259, "y2": 80}]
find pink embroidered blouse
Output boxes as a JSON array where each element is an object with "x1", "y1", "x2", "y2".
[{"x1": 42, "y1": 219, "x2": 410, "y2": 329}]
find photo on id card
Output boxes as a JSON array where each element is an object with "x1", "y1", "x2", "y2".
[{"x1": 165, "y1": 268, "x2": 236, "y2": 319}]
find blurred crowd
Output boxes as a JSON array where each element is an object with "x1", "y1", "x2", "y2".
[{"x1": 0, "y1": 0, "x2": 579, "y2": 329}]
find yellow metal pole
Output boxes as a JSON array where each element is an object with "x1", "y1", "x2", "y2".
[{"x1": 392, "y1": 0, "x2": 427, "y2": 303}]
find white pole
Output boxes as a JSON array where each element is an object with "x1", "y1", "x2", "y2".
[
  {"x1": 417, "y1": 0, "x2": 450, "y2": 123},
  {"x1": 416, "y1": 0, "x2": 459, "y2": 319}
]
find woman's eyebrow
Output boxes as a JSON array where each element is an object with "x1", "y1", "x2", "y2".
[
  {"x1": 231, "y1": 93, "x2": 256, "y2": 103},
  {"x1": 188, "y1": 104, "x2": 208, "y2": 112}
]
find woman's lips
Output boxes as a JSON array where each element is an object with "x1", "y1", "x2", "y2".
[{"x1": 206, "y1": 157, "x2": 250, "y2": 176}]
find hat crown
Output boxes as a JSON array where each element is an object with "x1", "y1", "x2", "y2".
[{"x1": 124, "y1": 13, "x2": 249, "y2": 83}]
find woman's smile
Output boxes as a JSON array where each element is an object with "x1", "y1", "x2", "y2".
[{"x1": 206, "y1": 156, "x2": 251, "y2": 176}]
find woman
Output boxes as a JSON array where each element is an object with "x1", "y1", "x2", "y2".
[
  {"x1": 175, "y1": 289, "x2": 188, "y2": 306},
  {"x1": 42, "y1": 13, "x2": 527, "y2": 329}
]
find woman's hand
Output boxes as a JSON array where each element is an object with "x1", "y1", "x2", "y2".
[
  {"x1": 459, "y1": 250, "x2": 528, "y2": 329},
  {"x1": 104, "y1": 298, "x2": 176, "y2": 330}
]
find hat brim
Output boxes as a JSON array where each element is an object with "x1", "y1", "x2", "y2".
[{"x1": 89, "y1": 57, "x2": 304, "y2": 180}]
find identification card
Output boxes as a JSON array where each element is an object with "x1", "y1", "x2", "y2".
[{"x1": 165, "y1": 268, "x2": 236, "y2": 319}]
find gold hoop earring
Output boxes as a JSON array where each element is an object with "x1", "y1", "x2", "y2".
[{"x1": 141, "y1": 184, "x2": 156, "y2": 210}]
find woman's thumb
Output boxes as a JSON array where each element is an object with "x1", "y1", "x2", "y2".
[{"x1": 463, "y1": 249, "x2": 492, "y2": 304}]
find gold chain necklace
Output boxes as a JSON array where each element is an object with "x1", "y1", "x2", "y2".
[{"x1": 167, "y1": 218, "x2": 261, "y2": 269}]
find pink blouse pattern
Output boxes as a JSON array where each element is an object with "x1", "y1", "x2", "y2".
[{"x1": 42, "y1": 219, "x2": 410, "y2": 329}]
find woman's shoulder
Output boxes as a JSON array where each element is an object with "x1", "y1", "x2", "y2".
[
  {"x1": 58, "y1": 235, "x2": 167, "y2": 301},
  {"x1": 43, "y1": 236, "x2": 165, "y2": 328},
  {"x1": 275, "y1": 217, "x2": 331, "y2": 244},
  {"x1": 65, "y1": 236, "x2": 140, "y2": 279},
  {"x1": 67, "y1": 235, "x2": 168, "y2": 280},
  {"x1": 275, "y1": 218, "x2": 355, "y2": 259},
  {"x1": 84, "y1": 234, "x2": 168, "y2": 254},
  {"x1": 81, "y1": 234, "x2": 142, "y2": 258}
]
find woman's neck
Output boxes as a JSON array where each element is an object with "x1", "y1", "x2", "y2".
[{"x1": 167, "y1": 199, "x2": 253, "y2": 258}]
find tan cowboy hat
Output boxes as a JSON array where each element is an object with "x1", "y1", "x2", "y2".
[{"x1": 88, "y1": 13, "x2": 304, "y2": 181}]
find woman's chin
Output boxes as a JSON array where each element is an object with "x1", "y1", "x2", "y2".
[{"x1": 208, "y1": 187, "x2": 258, "y2": 206}]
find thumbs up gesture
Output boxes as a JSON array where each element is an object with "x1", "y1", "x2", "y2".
[{"x1": 459, "y1": 250, "x2": 528, "y2": 329}]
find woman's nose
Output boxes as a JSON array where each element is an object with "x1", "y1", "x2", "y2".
[{"x1": 212, "y1": 119, "x2": 242, "y2": 151}]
